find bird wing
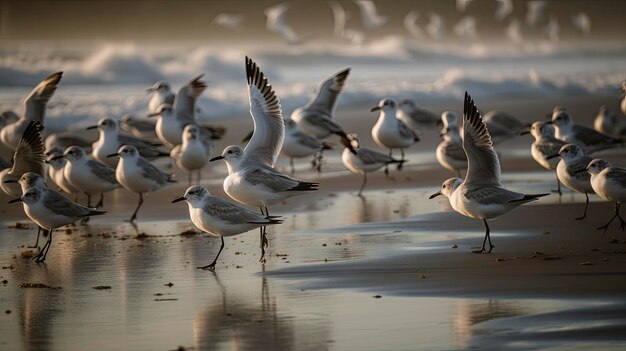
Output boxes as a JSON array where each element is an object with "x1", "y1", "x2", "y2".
[
  {"x1": 138, "y1": 157, "x2": 171, "y2": 185},
  {"x1": 23, "y1": 72, "x2": 63, "y2": 122},
  {"x1": 203, "y1": 196, "x2": 268, "y2": 225},
  {"x1": 443, "y1": 141, "x2": 467, "y2": 162},
  {"x1": 297, "y1": 132, "x2": 323, "y2": 150},
  {"x1": 462, "y1": 92, "x2": 501, "y2": 188},
  {"x1": 9, "y1": 120, "x2": 45, "y2": 177},
  {"x1": 304, "y1": 68, "x2": 350, "y2": 117},
  {"x1": 398, "y1": 119, "x2": 418, "y2": 140},
  {"x1": 43, "y1": 189, "x2": 93, "y2": 218},
  {"x1": 174, "y1": 74, "x2": 207, "y2": 125},
  {"x1": 243, "y1": 57, "x2": 284, "y2": 167},
  {"x1": 245, "y1": 168, "x2": 299, "y2": 192},
  {"x1": 86, "y1": 160, "x2": 118, "y2": 185},
  {"x1": 357, "y1": 147, "x2": 394, "y2": 165}
]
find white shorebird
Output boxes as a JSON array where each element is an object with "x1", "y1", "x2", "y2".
[
  {"x1": 149, "y1": 75, "x2": 209, "y2": 149},
  {"x1": 44, "y1": 132, "x2": 93, "y2": 151},
  {"x1": 0, "y1": 121, "x2": 45, "y2": 197},
  {"x1": 172, "y1": 185, "x2": 282, "y2": 271},
  {"x1": 290, "y1": 68, "x2": 355, "y2": 154},
  {"x1": 58, "y1": 146, "x2": 119, "y2": 208},
  {"x1": 120, "y1": 114, "x2": 158, "y2": 140},
  {"x1": 571, "y1": 12, "x2": 591, "y2": 35},
  {"x1": 436, "y1": 111, "x2": 466, "y2": 177},
  {"x1": 108, "y1": 145, "x2": 175, "y2": 223},
  {"x1": 397, "y1": 99, "x2": 439, "y2": 130},
  {"x1": 549, "y1": 108, "x2": 622, "y2": 153},
  {"x1": 371, "y1": 98, "x2": 420, "y2": 161},
  {"x1": 430, "y1": 92, "x2": 548, "y2": 253},
  {"x1": 594, "y1": 105, "x2": 624, "y2": 138},
  {"x1": 483, "y1": 110, "x2": 528, "y2": 145},
  {"x1": 281, "y1": 119, "x2": 332, "y2": 173},
  {"x1": 146, "y1": 81, "x2": 175, "y2": 115},
  {"x1": 88, "y1": 117, "x2": 167, "y2": 168},
  {"x1": 9, "y1": 184, "x2": 105, "y2": 262},
  {"x1": 0, "y1": 72, "x2": 62, "y2": 151},
  {"x1": 547, "y1": 143, "x2": 594, "y2": 220},
  {"x1": 212, "y1": 57, "x2": 318, "y2": 262},
  {"x1": 586, "y1": 159, "x2": 626, "y2": 233},
  {"x1": 522, "y1": 121, "x2": 566, "y2": 194},
  {"x1": 45, "y1": 145, "x2": 80, "y2": 199},
  {"x1": 170, "y1": 125, "x2": 209, "y2": 184},
  {"x1": 341, "y1": 134, "x2": 404, "y2": 196},
  {"x1": 354, "y1": 0, "x2": 388, "y2": 30}
]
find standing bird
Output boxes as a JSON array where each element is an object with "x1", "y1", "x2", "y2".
[
  {"x1": 45, "y1": 145, "x2": 80, "y2": 200},
  {"x1": 0, "y1": 72, "x2": 63, "y2": 151},
  {"x1": 149, "y1": 75, "x2": 209, "y2": 149},
  {"x1": 120, "y1": 114, "x2": 158, "y2": 140},
  {"x1": 341, "y1": 134, "x2": 404, "y2": 196},
  {"x1": 170, "y1": 125, "x2": 209, "y2": 185},
  {"x1": 549, "y1": 109, "x2": 622, "y2": 153},
  {"x1": 594, "y1": 105, "x2": 625, "y2": 138},
  {"x1": 436, "y1": 112, "x2": 466, "y2": 177},
  {"x1": 88, "y1": 117, "x2": 167, "y2": 168},
  {"x1": 547, "y1": 144, "x2": 595, "y2": 220},
  {"x1": 8, "y1": 186, "x2": 105, "y2": 262},
  {"x1": 146, "y1": 81, "x2": 175, "y2": 115},
  {"x1": 212, "y1": 57, "x2": 318, "y2": 262},
  {"x1": 108, "y1": 145, "x2": 176, "y2": 223},
  {"x1": 397, "y1": 99, "x2": 439, "y2": 130},
  {"x1": 59, "y1": 146, "x2": 119, "y2": 208},
  {"x1": 371, "y1": 98, "x2": 420, "y2": 162},
  {"x1": 522, "y1": 121, "x2": 566, "y2": 194},
  {"x1": 0, "y1": 121, "x2": 45, "y2": 197},
  {"x1": 586, "y1": 159, "x2": 626, "y2": 233},
  {"x1": 483, "y1": 110, "x2": 528, "y2": 145},
  {"x1": 172, "y1": 186, "x2": 282, "y2": 271},
  {"x1": 291, "y1": 68, "x2": 355, "y2": 154},
  {"x1": 430, "y1": 92, "x2": 548, "y2": 253},
  {"x1": 281, "y1": 119, "x2": 332, "y2": 173}
]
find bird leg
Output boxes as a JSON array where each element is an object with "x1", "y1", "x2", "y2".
[
  {"x1": 575, "y1": 193, "x2": 589, "y2": 220},
  {"x1": 597, "y1": 203, "x2": 625, "y2": 233},
  {"x1": 95, "y1": 193, "x2": 104, "y2": 208},
  {"x1": 197, "y1": 236, "x2": 225, "y2": 271},
  {"x1": 358, "y1": 173, "x2": 367, "y2": 197},
  {"x1": 473, "y1": 219, "x2": 495, "y2": 254},
  {"x1": 399, "y1": 149, "x2": 405, "y2": 170},
  {"x1": 290, "y1": 157, "x2": 296, "y2": 174},
  {"x1": 551, "y1": 174, "x2": 562, "y2": 196},
  {"x1": 34, "y1": 229, "x2": 53, "y2": 263},
  {"x1": 258, "y1": 206, "x2": 269, "y2": 262},
  {"x1": 86, "y1": 193, "x2": 92, "y2": 207},
  {"x1": 28, "y1": 227, "x2": 42, "y2": 249},
  {"x1": 316, "y1": 151, "x2": 325, "y2": 173},
  {"x1": 128, "y1": 193, "x2": 144, "y2": 223}
]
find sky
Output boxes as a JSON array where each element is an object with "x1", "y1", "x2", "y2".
[{"x1": 1, "y1": 0, "x2": 625, "y2": 45}]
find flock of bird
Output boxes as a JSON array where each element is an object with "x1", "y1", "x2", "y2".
[
  {"x1": 1, "y1": 55, "x2": 625, "y2": 270},
  {"x1": 212, "y1": 0, "x2": 592, "y2": 46}
]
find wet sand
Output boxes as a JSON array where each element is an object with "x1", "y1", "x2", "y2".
[{"x1": 1, "y1": 94, "x2": 626, "y2": 350}]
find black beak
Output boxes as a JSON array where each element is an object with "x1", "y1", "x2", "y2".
[
  {"x1": 147, "y1": 112, "x2": 160, "y2": 118},
  {"x1": 50, "y1": 155, "x2": 64, "y2": 161},
  {"x1": 172, "y1": 197, "x2": 185, "y2": 203},
  {"x1": 86, "y1": 125, "x2": 98, "y2": 130},
  {"x1": 209, "y1": 155, "x2": 225, "y2": 162},
  {"x1": 3, "y1": 179, "x2": 17, "y2": 184},
  {"x1": 146, "y1": 88, "x2": 155, "y2": 94},
  {"x1": 545, "y1": 120, "x2": 554, "y2": 125},
  {"x1": 8, "y1": 198, "x2": 22, "y2": 204},
  {"x1": 370, "y1": 106, "x2": 381, "y2": 112},
  {"x1": 519, "y1": 129, "x2": 530, "y2": 136},
  {"x1": 106, "y1": 153, "x2": 119, "y2": 158},
  {"x1": 429, "y1": 191, "x2": 442, "y2": 199},
  {"x1": 546, "y1": 154, "x2": 560, "y2": 160}
]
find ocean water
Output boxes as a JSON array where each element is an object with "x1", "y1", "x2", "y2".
[{"x1": 0, "y1": 38, "x2": 624, "y2": 132}]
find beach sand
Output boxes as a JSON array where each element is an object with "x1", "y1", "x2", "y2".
[{"x1": 1, "y1": 94, "x2": 626, "y2": 350}]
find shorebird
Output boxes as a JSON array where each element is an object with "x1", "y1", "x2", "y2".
[
  {"x1": 9, "y1": 185, "x2": 105, "y2": 262},
  {"x1": 281, "y1": 119, "x2": 332, "y2": 173},
  {"x1": 483, "y1": 110, "x2": 528, "y2": 145},
  {"x1": 549, "y1": 108, "x2": 622, "y2": 153},
  {"x1": 585, "y1": 159, "x2": 626, "y2": 233},
  {"x1": 212, "y1": 57, "x2": 318, "y2": 262},
  {"x1": 0, "y1": 121, "x2": 45, "y2": 197},
  {"x1": 371, "y1": 98, "x2": 420, "y2": 161},
  {"x1": 593, "y1": 105, "x2": 624, "y2": 138},
  {"x1": 430, "y1": 92, "x2": 548, "y2": 253},
  {"x1": 522, "y1": 121, "x2": 566, "y2": 194},
  {"x1": 290, "y1": 68, "x2": 355, "y2": 154},
  {"x1": 58, "y1": 146, "x2": 119, "y2": 208},
  {"x1": 397, "y1": 99, "x2": 439, "y2": 130},
  {"x1": 547, "y1": 143, "x2": 595, "y2": 220},
  {"x1": 436, "y1": 111, "x2": 466, "y2": 177},
  {"x1": 108, "y1": 145, "x2": 176, "y2": 223},
  {"x1": 0, "y1": 72, "x2": 63, "y2": 151},
  {"x1": 120, "y1": 114, "x2": 158, "y2": 140},
  {"x1": 340, "y1": 134, "x2": 404, "y2": 196},
  {"x1": 172, "y1": 185, "x2": 282, "y2": 271},
  {"x1": 170, "y1": 125, "x2": 209, "y2": 184},
  {"x1": 88, "y1": 117, "x2": 167, "y2": 168},
  {"x1": 45, "y1": 145, "x2": 80, "y2": 199},
  {"x1": 147, "y1": 81, "x2": 175, "y2": 115}
]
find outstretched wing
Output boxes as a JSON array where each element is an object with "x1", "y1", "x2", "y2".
[
  {"x1": 174, "y1": 74, "x2": 207, "y2": 124},
  {"x1": 304, "y1": 68, "x2": 350, "y2": 116},
  {"x1": 9, "y1": 121, "x2": 45, "y2": 177},
  {"x1": 243, "y1": 56, "x2": 284, "y2": 167},
  {"x1": 462, "y1": 92, "x2": 501, "y2": 187},
  {"x1": 24, "y1": 72, "x2": 63, "y2": 122}
]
